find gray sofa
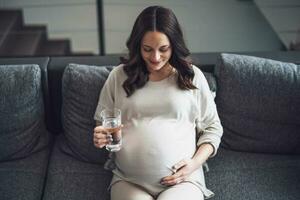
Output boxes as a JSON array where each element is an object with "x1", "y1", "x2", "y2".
[{"x1": 0, "y1": 52, "x2": 299, "y2": 200}]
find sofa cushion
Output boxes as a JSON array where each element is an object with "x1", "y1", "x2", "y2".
[
  {"x1": 214, "y1": 54, "x2": 300, "y2": 154},
  {"x1": 0, "y1": 64, "x2": 49, "y2": 161},
  {"x1": 206, "y1": 148, "x2": 300, "y2": 200},
  {"x1": 203, "y1": 72, "x2": 216, "y2": 92},
  {"x1": 48, "y1": 56, "x2": 121, "y2": 134},
  {"x1": 43, "y1": 138, "x2": 112, "y2": 200},
  {"x1": 0, "y1": 148, "x2": 50, "y2": 200},
  {"x1": 61, "y1": 63, "x2": 113, "y2": 164}
]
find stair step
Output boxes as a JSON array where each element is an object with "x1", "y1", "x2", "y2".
[
  {"x1": 37, "y1": 39, "x2": 71, "y2": 56},
  {"x1": 0, "y1": 10, "x2": 80, "y2": 56},
  {"x1": 0, "y1": 9, "x2": 23, "y2": 48},
  {"x1": 0, "y1": 29, "x2": 44, "y2": 56},
  {"x1": 23, "y1": 25, "x2": 47, "y2": 35}
]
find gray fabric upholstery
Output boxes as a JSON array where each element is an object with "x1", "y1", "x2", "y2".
[
  {"x1": 0, "y1": 57, "x2": 51, "y2": 132},
  {"x1": 0, "y1": 148, "x2": 50, "y2": 200},
  {"x1": 206, "y1": 148, "x2": 300, "y2": 200},
  {"x1": 48, "y1": 56, "x2": 121, "y2": 134},
  {"x1": 61, "y1": 63, "x2": 113, "y2": 164},
  {"x1": 214, "y1": 54, "x2": 300, "y2": 154},
  {"x1": 203, "y1": 72, "x2": 217, "y2": 92},
  {"x1": 0, "y1": 64, "x2": 49, "y2": 161},
  {"x1": 43, "y1": 137, "x2": 112, "y2": 200}
]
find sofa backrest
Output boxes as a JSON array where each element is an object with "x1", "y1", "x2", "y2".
[
  {"x1": 214, "y1": 53, "x2": 300, "y2": 154},
  {"x1": 47, "y1": 56, "x2": 121, "y2": 134},
  {"x1": 46, "y1": 52, "x2": 300, "y2": 135},
  {"x1": 2, "y1": 51, "x2": 299, "y2": 143},
  {"x1": 60, "y1": 63, "x2": 114, "y2": 163},
  {"x1": 0, "y1": 57, "x2": 51, "y2": 130},
  {"x1": 0, "y1": 59, "x2": 50, "y2": 161}
]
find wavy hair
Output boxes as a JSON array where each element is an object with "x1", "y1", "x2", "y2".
[{"x1": 122, "y1": 6, "x2": 197, "y2": 97}]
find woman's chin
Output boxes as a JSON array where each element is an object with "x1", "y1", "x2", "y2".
[{"x1": 147, "y1": 63, "x2": 165, "y2": 71}]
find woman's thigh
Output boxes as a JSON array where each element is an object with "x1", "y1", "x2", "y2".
[
  {"x1": 111, "y1": 181, "x2": 154, "y2": 200},
  {"x1": 157, "y1": 182, "x2": 204, "y2": 200}
]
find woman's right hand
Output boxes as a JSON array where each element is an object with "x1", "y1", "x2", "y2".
[{"x1": 93, "y1": 126, "x2": 112, "y2": 148}]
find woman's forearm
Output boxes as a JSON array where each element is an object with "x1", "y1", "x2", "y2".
[{"x1": 192, "y1": 143, "x2": 214, "y2": 169}]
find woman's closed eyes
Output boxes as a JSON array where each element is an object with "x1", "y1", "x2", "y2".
[{"x1": 142, "y1": 45, "x2": 170, "y2": 53}]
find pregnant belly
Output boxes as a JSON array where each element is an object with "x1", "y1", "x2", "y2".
[{"x1": 115, "y1": 119, "x2": 196, "y2": 185}]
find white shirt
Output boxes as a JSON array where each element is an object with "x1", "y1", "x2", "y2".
[{"x1": 94, "y1": 64, "x2": 223, "y2": 198}]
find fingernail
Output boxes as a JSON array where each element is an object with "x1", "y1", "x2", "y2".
[{"x1": 172, "y1": 165, "x2": 177, "y2": 170}]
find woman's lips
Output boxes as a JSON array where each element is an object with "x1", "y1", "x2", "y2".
[{"x1": 149, "y1": 61, "x2": 161, "y2": 65}]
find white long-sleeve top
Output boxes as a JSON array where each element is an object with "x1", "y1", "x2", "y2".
[{"x1": 94, "y1": 64, "x2": 223, "y2": 198}]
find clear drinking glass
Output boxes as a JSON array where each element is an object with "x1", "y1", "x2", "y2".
[{"x1": 100, "y1": 108, "x2": 122, "y2": 152}]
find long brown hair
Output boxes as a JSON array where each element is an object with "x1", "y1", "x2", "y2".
[{"x1": 122, "y1": 6, "x2": 197, "y2": 97}]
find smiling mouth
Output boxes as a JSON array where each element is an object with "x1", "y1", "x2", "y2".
[{"x1": 150, "y1": 61, "x2": 161, "y2": 65}]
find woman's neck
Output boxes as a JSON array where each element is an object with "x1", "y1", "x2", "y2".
[{"x1": 148, "y1": 64, "x2": 174, "y2": 82}]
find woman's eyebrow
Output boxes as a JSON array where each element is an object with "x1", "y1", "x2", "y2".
[{"x1": 142, "y1": 45, "x2": 170, "y2": 48}]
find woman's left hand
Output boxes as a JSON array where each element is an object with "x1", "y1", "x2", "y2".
[{"x1": 160, "y1": 158, "x2": 198, "y2": 186}]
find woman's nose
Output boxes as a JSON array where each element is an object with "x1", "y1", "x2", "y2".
[{"x1": 151, "y1": 51, "x2": 160, "y2": 61}]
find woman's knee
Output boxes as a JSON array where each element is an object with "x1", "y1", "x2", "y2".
[
  {"x1": 157, "y1": 182, "x2": 204, "y2": 200},
  {"x1": 111, "y1": 181, "x2": 154, "y2": 200}
]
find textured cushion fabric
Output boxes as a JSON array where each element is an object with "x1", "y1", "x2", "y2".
[
  {"x1": 48, "y1": 56, "x2": 121, "y2": 134},
  {"x1": 203, "y1": 72, "x2": 217, "y2": 92},
  {"x1": 43, "y1": 138, "x2": 112, "y2": 200},
  {"x1": 0, "y1": 57, "x2": 51, "y2": 131},
  {"x1": 214, "y1": 54, "x2": 300, "y2": 154},
  {"x1": 0, "y1": 64, "x2": 49, "y2": 161},
  {"x1": 0, "y1": 148, "x2": 50, "y2": 200},
  {"x1": 61, "y1": 63, "x2": 113, "y2": 164},
  {"x1": 206, "y1": 148, "x2": 300, "y2": 200}
]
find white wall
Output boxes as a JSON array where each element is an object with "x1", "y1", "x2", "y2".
[
  {"x1": 103, "y1": 0, "x2": 283, "y2": 54},
  {"x1": 1, "y1": 0, "x2": 289, "y2": 54},
  {"x1": 254, "y1": 0, "x2": 300, "y2": 48},
  {"x1": 0, "y1": 0, "x2": 99, "y2": 54}
]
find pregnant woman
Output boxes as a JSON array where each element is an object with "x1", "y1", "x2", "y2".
[{"x1": 93, "y1": 5, "x2": 223, "y2": 200}]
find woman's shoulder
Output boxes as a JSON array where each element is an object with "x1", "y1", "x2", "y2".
[
  {"x1": 108, "y1": 63, "x2": 127, "y2": 82},
  {"x1": 191, "y1": 64, "x2": 203, "y2": 75},
  {"x1": 109, "y1": 63, "x2": 126, "y2": 77},
  {"x1": 111, "y1": 63, "x2": 125, "y2": 73},
  {"x1": 191, "y1": 64, "x2": 206, "y2": 84}
]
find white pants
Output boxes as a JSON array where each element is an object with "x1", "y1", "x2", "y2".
[{"x1": 111, "y1": 181, "x2": 204, "y2": 200}]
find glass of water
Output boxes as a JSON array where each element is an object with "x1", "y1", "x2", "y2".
[{"x1": 100, "y1": 108, "x2": 122, "y2": 152}]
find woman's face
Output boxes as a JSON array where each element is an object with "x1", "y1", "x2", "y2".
[{"x1": 141, "y1": 31, "x2": 172, "y2": 73}]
